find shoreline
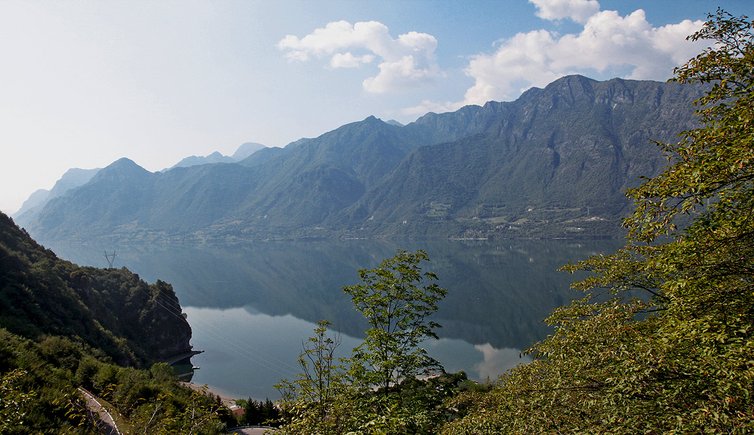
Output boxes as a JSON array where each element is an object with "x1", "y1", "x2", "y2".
[{"x1": 181, "y1": 381, "x2": 244, "y2": 407}]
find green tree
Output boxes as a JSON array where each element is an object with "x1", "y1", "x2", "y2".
[
  {"x1": 344, "y1": 250, "x2": 447, "y2": 394},
  {"x1": 277, "y1": 250, "x2": 451, "y2": 434},
  {"x1": 443, "y1": 10, "x2": 754, "y2": 434},
  {"x1": 340, "y1": 250, "x2": 450, "y2": 434},
  {"x1": 239, "y1": 397, "x2": 279, "y2": 426},
  {"x1": 0, "y1": 369, "x2": 35, "y2": 433},
  {"x1": 276, "y1": 320, "x2": 349, "y2": 434},
  {"x1": 129, "y1": 388, "x2": 227, "y2": 435}
]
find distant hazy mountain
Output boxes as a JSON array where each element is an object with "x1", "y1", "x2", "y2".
[
  {"x1": 23, "y1": 76, "x2": 705, "y2": 243},
  {"x1": 17, "y1": 143, "x2": 269, "y2": 221},
  {"x1": 171, "y1": 151, "x2": 235, "y2": 168},
  {"x1": 14, "y1": 167, "x2": 99, "y2": 227},
  {"x1": 14, "y1": 188, "x2": 49, "y2": 217},
  {"x1": 170, "y1": 142, "x2": 267, "y2": 169},
  {"x1": 232, "y1": 142, "x2": 266, "y2": 160}
]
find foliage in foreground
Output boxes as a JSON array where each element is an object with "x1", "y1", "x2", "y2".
[
  {"x1": 0, "y1": 210, "x2": 231, "y2": 433},
  {"x1": 443, "y1": 10, "x2": 754, "y2": 434},
  {"x1": 0, "y1": 328, "x2": 232, "y2": 434},
  {"x1": 276, "y1": 250, "x2": 468, "y2": 434},
  {"x1": 0, "y1": 210, "x2": 193, "y2": 368},
  {"x1": 236, "y1": 397, "x2": 280, "y2": 426}
]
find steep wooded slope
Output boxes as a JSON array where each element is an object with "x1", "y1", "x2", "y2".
[
  {"x1": 0, "y1": 211, "x2": 192, "y2": 366},
  {"x1": 343, "y1": 76, "x2": 702, "y2": 238}
]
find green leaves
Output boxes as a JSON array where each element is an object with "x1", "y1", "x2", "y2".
[
  {"x1": 343, "y1": 250, "x2": 447, "y2": 393},
  {"x1": 276, "y1": 320, "x2": 349, "y2": 434},
  {"x1": 277, "y1": 250, "x2": 453, "y2": 433},
  {"x1": 626, "y1": 10, "x2": 754, "y2": 244},
  {"x1": 445, "y1": 10, "x2": 754, "y2": 433},
  {"x1": 277, "y1": 13, "x2": 754, "y2": 432},
  {"x1": 0, "y1": 369, "x2": 36, "y2": 432}
]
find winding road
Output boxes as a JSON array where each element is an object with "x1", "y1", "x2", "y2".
[{"x1": 78, "y1": 388, "x2": 122, "y2": 435}]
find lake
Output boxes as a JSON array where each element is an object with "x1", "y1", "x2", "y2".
[{"x1": 46, "y1": 238, "x2": 618, "y2": 400}]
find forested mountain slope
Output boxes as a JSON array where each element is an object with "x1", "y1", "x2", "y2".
[
  {"x1": 344, "y1": 76, "x2": 702, "y2": 238},
  {"x1": 22, "y1": 75, "x2": 704, "y2": 243},
  {"x1": 0, "y1": 211, "x2": 233, "y2": 432},
  {"x1": 0, "y1": 211, "x2": 192, "y2": 366}
]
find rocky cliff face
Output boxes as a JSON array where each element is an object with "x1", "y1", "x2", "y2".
[{"x1": 340, "y1": 76, "x2": 704, "y2": 238}]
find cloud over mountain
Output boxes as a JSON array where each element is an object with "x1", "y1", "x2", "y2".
[
  {"x1": 277, "y1": 20, "x2": 440, "y2": 93},
  {"x1": 407, "y1": 0, "x2": 705, "y2": 115},
  {"x1": 463, "y1": 3, "x2": 704, "y2": 104}
]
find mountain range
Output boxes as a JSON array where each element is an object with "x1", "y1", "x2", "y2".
[
  {"x1": 14, "y1": 167, "x2": 100, "y2": 224},
  {"x1": 170, "y1": 142, "x2": 267, "y2": 169},
  {"x1": 17, "y1": 75, "x2": 705, "y2": 243}
]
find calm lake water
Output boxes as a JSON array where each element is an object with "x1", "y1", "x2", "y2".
[{"x1": 47, "y1": 238, "x2": 618, "y2": 400}]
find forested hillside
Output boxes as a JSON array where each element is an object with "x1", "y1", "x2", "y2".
[
  {"x1": 0, "y1": 212, "x2": 233, "y2": 432},
  {"x1": 0, "y1": 211, "x2": 191, "y2": 366},
  {"x1": 441, "y1": 11, "x2": 754, "y2": 433}
]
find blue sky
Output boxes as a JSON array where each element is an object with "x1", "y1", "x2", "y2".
[{"x1": 1, "y1": 0, "x2": 752, "y2": 214}]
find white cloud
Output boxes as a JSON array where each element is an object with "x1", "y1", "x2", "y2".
[
  {"x1": 473, "y1": 343, "x2": 530, "y2": 380},
  {"x1": 278, "y1": 20, "x2": 440, "y2": 93},
  {"x1": 459, "y1": 8, "x2": 705, "y2": 106},
  {"x1": 530, "y1": 0, "x2": 600, "y2": 24},
  {"x1": 330, "y1": 52, "x2": 375, "y2": 68}
]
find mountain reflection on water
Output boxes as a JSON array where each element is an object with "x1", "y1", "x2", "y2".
[{"x1": 46, "y1": 238, "x2": 619, "y2": 399}]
